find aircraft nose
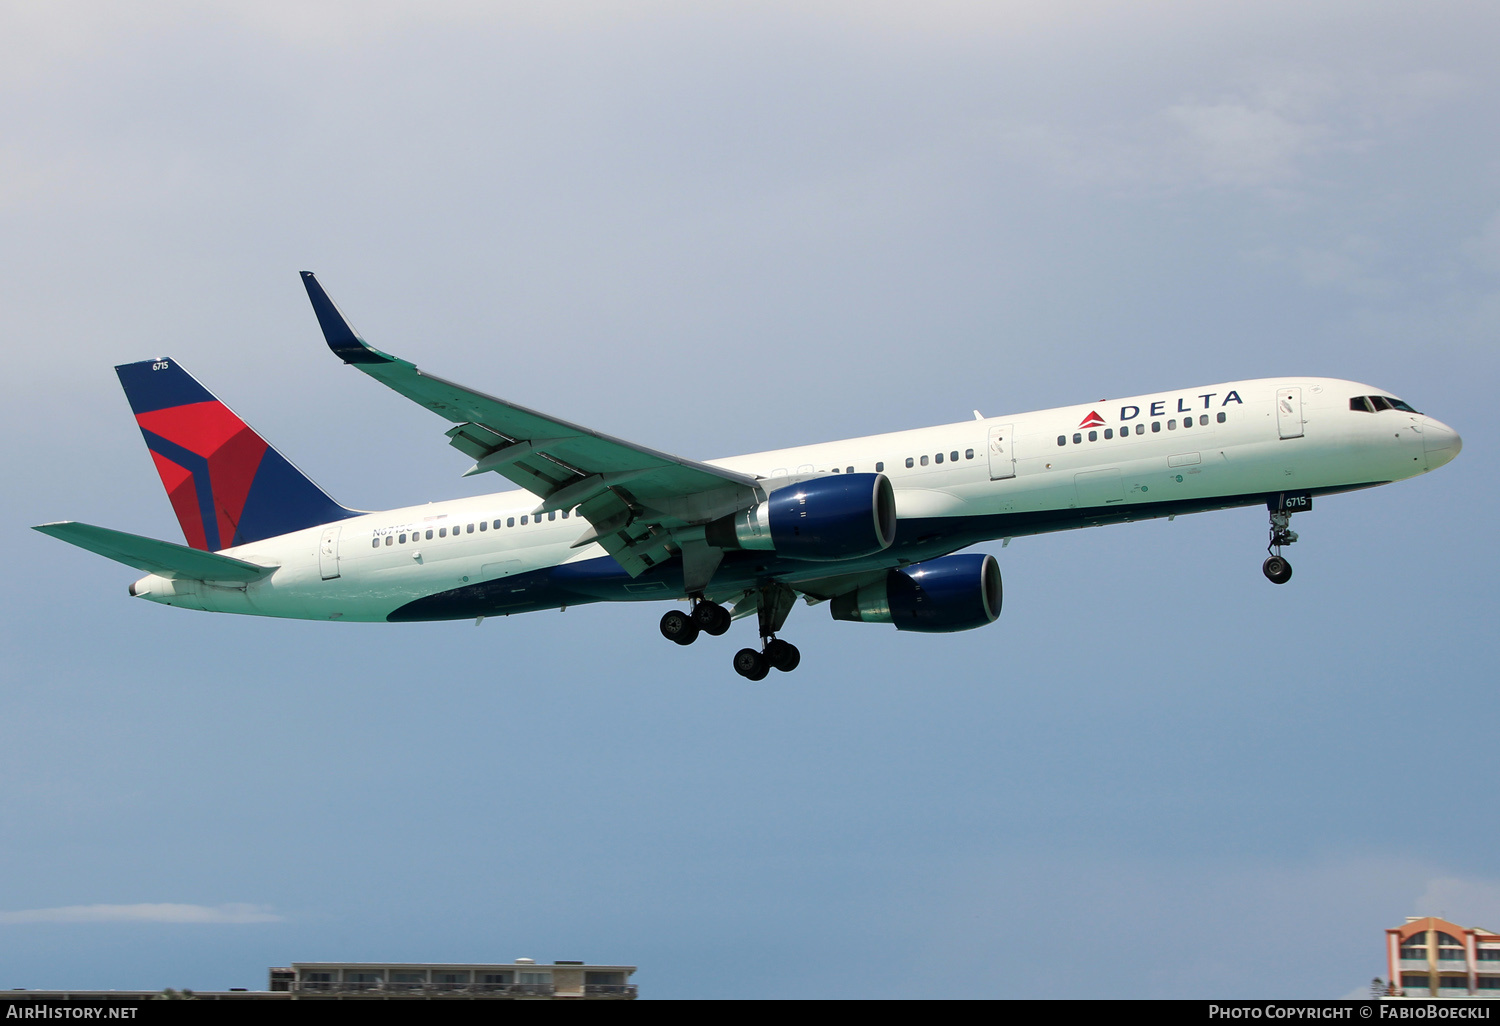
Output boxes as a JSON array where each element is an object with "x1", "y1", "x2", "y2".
[{"x1": 1422, "y1": 417, "x2": 1462, "y2": 471}]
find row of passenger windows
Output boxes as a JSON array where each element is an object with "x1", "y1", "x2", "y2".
[
  {"x1": 371, "y1": 508, "x2": 576, "y2": 547},
  {"x1": 1350, "y1": 394, "x2": 1420, "y2": 413},
  {"x1": 1058, "y1": 413, "x2": 1226, "y2": 446},
  {"x1": 823, "y1": 449, "x2": 976, "y2": 474}
]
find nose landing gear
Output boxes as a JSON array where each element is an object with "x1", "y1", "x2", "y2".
[{"x1": 1262, "y1": 498, "x2": 1302, "y2": 584}]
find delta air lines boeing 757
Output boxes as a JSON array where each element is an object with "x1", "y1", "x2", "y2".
[{"x1": 35, "y1": 273, "x2": 1463, "y2": 679}]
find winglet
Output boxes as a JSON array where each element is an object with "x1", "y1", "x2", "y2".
[{"x1": 300, "y1": 271, "x2": 396, "y2": 365}]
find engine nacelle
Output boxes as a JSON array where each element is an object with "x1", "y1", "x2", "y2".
[
  {"x1": 830, "y1": 552, "x2": 1001, "y2": 633},
  {"x1": 706, "y1": 473, "x2": 896, "y2": 561}
]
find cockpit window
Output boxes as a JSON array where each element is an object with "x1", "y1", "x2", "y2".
[{"x1": 1351, "y1": 395, "x2": 1421, "y2": 414}]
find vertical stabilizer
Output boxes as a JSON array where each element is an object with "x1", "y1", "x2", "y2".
[{"x1": 115, "y1": 359, "x2": 355, "y2": 550}]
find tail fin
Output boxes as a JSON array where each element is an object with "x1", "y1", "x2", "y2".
[{"x1": 115, "y1": 358, "x2": 355, "y2": 551}]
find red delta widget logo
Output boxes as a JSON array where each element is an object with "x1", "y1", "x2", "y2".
[{"x1": 1079, "y1": 391, "x2": 1246, "y2": 429}]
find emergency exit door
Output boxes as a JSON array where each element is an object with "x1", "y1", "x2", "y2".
[
  {"x1": 987, "y1": 424, "x2": 1015, "y2": 480},
  {"x1": 318, "y1": 526, "x2": 341, "y2": 580},
  {"x1": 1277, "y1": 387, "x2": 1304, "y2": 439}
]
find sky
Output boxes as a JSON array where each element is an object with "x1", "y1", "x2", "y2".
[{"x1": 1, "y1": 0, "x2": 1497, "y2": 1000}]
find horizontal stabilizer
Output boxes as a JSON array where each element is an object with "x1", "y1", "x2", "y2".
[{"x1": 33, "y1": 522, "x2": 275, "y2": 582}]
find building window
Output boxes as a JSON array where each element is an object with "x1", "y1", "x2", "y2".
[
  {"x1": 1440, "y1": 977, "x2": 1469, "y2": 990},
  {"x1": 1478, "y1": 950, "x2": 1500, "y2": 961},
  {"x1": 1478, "y1": 977, "x2": 1500, "y2": 990},
  {"x1": 1402, "y1": 975, "x2": 1430, "y2": 992}
]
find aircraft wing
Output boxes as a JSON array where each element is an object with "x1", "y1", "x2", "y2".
[{"x1": 301, "y1": 272, "x2": 762, "y2": 576}]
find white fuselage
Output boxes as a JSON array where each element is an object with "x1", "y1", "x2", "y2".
[{"x1": 128, "y1": 377, "x2": 1461, "y2": 622}]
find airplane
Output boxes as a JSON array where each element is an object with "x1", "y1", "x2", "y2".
[{"x1": 34, "y1": 273, "x2": 1463, "y2": 680}]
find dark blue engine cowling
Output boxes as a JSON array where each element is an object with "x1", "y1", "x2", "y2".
[
  {"x1": 769, "y1": 473, "x2": 896, "y2": 559},
  {"x1": 708, "y1": 473, "x2": 897, "y2": 561},
  {"x1": 830, "y1": 552, "x2": 1002, "y2": 633}
]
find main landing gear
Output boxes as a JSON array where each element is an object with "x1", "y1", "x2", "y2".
[
  {"x1": 659, "y1": 585, "x2": 802, "y2": 680},
  {"x1": 1262, "y1": 505, "x2": 1299, "y2": 585}
]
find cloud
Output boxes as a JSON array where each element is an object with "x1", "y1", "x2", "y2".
[
  {"x1": 1163, "y1": 100, "x2": 1321, "y2": 188},
  {"x1": 0, "y1": 903, "x2": 283, "y2": 925}
]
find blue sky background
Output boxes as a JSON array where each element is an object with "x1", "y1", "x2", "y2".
[{"x1": 1, "y1": 1, "x2": 1496, "y2": 999}]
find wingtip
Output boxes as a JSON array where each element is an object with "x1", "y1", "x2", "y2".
[{"x1": 300, "y1": 272, "x2": 394, "y2": 365}]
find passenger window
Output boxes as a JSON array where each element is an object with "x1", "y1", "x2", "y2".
[
  {"x1": 1182, "y1": 417, "x2": 1192, "y2": 429},
  {"x1": 1088, "y1": 430, "x2": 1097, "y2": 441},
  {"x1": 1216, "y1": 412, "x2": 1226, "y2": 423},
  {"x1": 1104, "y1": 428, "x2": 1113, "y2": 439},
  {"x1": 876, "y1": 462, "x2": 884, "y2": 472},
  {"x1": 493, "y1": 520, "x2": 501, "y2": 529},
  {"x1": 398, "y1": 533, "x2": 407, "y2": 543},
  {"x1": 548, "y1": 511, "x2": 557, "y2": 521},
  {"x1": 467, "y1": 524, "x2": 475, "y2": 534},
  {"x1": 1168, "y1": 419, "x2": 1176, "y2": 430},
  {"x1": 847, "y1": 466, "x2": 854, "y2": 474},
  {"x1": 1199, "y1": 414, "x2": 1208, "y2": 426},
  {"x1": 561, "y1": 510, "x2": 569, "y2": 519},
  {"x1": 371, "y1": 538, "x2": 379, "y2": 548},
  {"x1": 1073, "y1": 433, "x2": 1081, "y2": 444},
  {"x1": 520, "y1": 516, "x2": 528, "y2": 525},
  {"x1": 905, "y1": 457, "x2": 914, "y2": 468},
  {"x1": 965, "y1": 449, "x2": 973, "y2": 460},
  {"x1": 385, "y1": 536, "x2": 393, "y2": 546},
  {"x1": 1135, "y1": 423, "x2": 1145, "y2": 435},
  {"x1": 1057, "y1": 435, "x2": 1066, "y2": 446},
  {"x1": 831, "y1": 467, "x2": 839, "y2": 473},
  {"x1": 479, "y1": 521, "x2": 487, "y2": 531},
  {"x1": 507, "y1": 517, "x2": 515, "y2": 527},
  {"x1": 950, "y1": 451, "x2": 959, "y2": 462},
  {"x1": 920, "y1": 455, "x2": 929, "y2": 466},
  {"x1": 439, "y1": 527, "x2": 447, "y2": 537},
  {"x1": 426, "y1": 529, "x2": 433, "y2": 540},
  {"x1": 1152, "y1": 422, "x2": 1161, "y2": 433},
  {"x1": 935, "y1": 453, "x2": 943, "y2": 464}
]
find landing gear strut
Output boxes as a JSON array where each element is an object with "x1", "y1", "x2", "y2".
[
  {"x1": 660, "y1": 597, "x2": 731, "y2": 645},
  {"x1": 733, "y1": 584, "x2": 801, "y2": 681},
  {"x1": 661, "y1": 586, "x2": 803, "y2": 679},
  {"x1": 1262, "y1": 506, "x2": 1298, "y2": 585}
]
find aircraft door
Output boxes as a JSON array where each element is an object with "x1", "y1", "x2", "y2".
[
  {"x1": 987, "y1": 424, "x2": 1015, "y2": 480},
  {"x1": 1277, "y1": 387, "x2": 1304, "y2": 439},
  {"x1": 318, "y1": 526, "x2": 341, "y2": 580}
]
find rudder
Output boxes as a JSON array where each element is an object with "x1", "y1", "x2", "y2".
[{"x1": 116, "y1": 358, "x2": 355, "y2": 551}]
